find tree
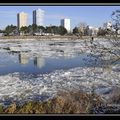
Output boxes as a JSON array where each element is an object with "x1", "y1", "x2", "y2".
[
  {"x1": 78, "y1": 22, "x2": 87, "y2": 36},
  {"x1": 58, "y1": 26, "x2": 67, "y2": 35},
  {"x1": 32, "y1": 24, "x2": 38, "y2": 34},
  {"x1": 0, "y1": 29, "x2": 2, "y2": 33},
  {"x1": 97, "y1": 27, "x2": 107, "y2": 36},
  {"x1": 51, "y1": 26, "x2": 59, "y2": 34},
  {"x1": 84, "y1": 25, "x2": 90, "y2": 36},
  {"x1": 89, "y1": 9, "x2": 120, "y2": 70},
  {"x1": 4, "y1": 24, "x2": 17, "y2": 36},
  {"x1": 27, "y1": 25, "x2": 33, "y2": 35},
  {"x1": 20, "y1": 26, "x2": 28, "y2": 35},
  {"x1": 73, "y1": 27, "x2": 79, "y2": 34},
  {"x1": 111, "y1": 10, "x2": 120, "y2": 38},
  {"x1": 37, "y1": 26, "x2": 45, "y2": 33},
  {"x1": 45, "y1": 26, "x2": 52, "y2": 33}
]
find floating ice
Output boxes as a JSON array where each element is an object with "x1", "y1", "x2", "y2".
[
  {"x1": 0, "y1": 38, "x2": 120, "y2": 106},
  {"x1": 0, "y1": 65, "x2": 119, "y2": 106}
]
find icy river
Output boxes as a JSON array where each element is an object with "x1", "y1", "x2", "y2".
[{"x1": 0, "y1": 38, "x2": 120, "y2": 106}]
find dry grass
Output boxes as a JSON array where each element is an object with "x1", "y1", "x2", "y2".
[{"x1": 0, "y1": 90, "x2": 103, "y2": 114}]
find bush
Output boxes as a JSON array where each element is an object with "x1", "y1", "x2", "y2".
[{"x1": 2, "y1": 90, "x2": 103, "y2": 114}]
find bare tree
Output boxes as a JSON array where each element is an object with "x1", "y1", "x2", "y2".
[
  {"x1": 77, "y1": 22, "x2": 87, "y2": 36},
  {"x1": 111, "y1": 10, "x2": 120, "y2": 39},
  {"x1": 83, "y1": 10, "x2": 120, "y2": 113}
]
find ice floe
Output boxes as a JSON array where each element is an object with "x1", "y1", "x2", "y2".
[{"x1": 0, "y1": 38, "x2": 120, "y2": 106}]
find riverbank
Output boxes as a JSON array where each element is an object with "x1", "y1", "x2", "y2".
[
  {"x1": 0, "y1": 90, "x2": 102, "y2": 114},
  {"x1": 1, "y1": 90, "x2": 120, "y2": 114},
  {"x1": 0, "y1": 35, "x2": 92, "y2": 40}
]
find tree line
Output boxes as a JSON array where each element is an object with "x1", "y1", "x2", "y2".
[
  {"x1": 0, "y1": 24, "x2": 68, "y2": 36},
  {"x1": 0, "y1": 10, "x2": 119, "y2": 37}
]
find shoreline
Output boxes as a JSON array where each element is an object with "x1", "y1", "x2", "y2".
[
  {"x1": 0, "y1": 35, "x2": 94, "y2": 40},
  {"x1": 0, "y1": 90, "x2": 103, "y2": 114}
]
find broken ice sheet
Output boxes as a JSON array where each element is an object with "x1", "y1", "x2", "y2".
[
  {"x1": 0, "y1": 38, "x2": 120, "y2": 107},
  {"x1": 0, "y1": 65, "x2": 119, "y2": 106}
]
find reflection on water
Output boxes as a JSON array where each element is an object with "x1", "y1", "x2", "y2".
[
  {"x1": 0, "y1": 40, "x2": 120, "y2": 75},
  {"x1": 19, "y1": 52, "x2": 29, "y2": 64},
  {"x1": 34, "y1": 56, "x2": 45, "y2": 69},
  {"x1": 0, "y1": 51, "x2": 87, "y2": 75}
]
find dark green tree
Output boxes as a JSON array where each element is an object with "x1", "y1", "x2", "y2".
[
  {"x1": 58, "y1": 26, "x2": 67, "y2": 35},
  {"x1": 4, "y1": 24, "x2": 17, "y2": 36},
  {"x1": 37, "y1": 26, "x2": 45, "y2": 33},
  {"x1": 32, "y1": 24, "x2": 38, "y2": 33},
  {"x1": 20, "y1": 26, "x2": 28, "y2": 35},
  {"x1": 73, "y1": 27, "x2": 79, "y2": 34},
  {"x1": 27, "y1": 25, "x2": 33, "y2": 35},
  {"x1": 45, "y1": 26, "x2": 52, "y2": 33}
]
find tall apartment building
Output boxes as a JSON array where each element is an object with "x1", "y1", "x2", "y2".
[
  {"x1": 33, "y1": 8, "x2": 44, "y2": 26},
  {"x1": 61, "y1": 18, "x2": 71, "y2": 32},
  {"x1": 17, "y1": 12, "x2": 28, "y2": 29}
]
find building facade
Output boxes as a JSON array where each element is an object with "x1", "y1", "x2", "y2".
[
  {"x1": 33, "y1": 9, "x2": 44, "y2": 26},
  {"x1": 61, "y1": 18, "x2": 71, "y2": 32},
  {"x1": 17, "y1": 12, "x2": 28, "y2": 29}
]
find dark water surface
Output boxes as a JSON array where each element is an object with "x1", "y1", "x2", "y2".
[
  {"x1": 0, "y1": 52, "x2": 90, "y2": 75},
  {"x1": 0, "y1": 40, "x2": 119, "y2": 75}
]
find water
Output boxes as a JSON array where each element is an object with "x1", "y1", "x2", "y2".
[
  {"x1": 0, "y1": 52, "x2": 91, "y2": 75},
  {"x1": 0, "y1": 39, "x2": 120, "y2": 106},
  {"x1": 0, "y1": 39, "x2": 117, "y2": 75},
  {"x1": 0, "y1": 39, "x2": 91, "y2": 75}
]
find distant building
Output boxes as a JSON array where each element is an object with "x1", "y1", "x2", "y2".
[
  {"x1": 103, "y1": 21, "x2": 112, "y2": 30},
  {"x1": 61, "y1": 18, "x2": 71, "y2": 32},
  {"x1": 33, "y1": 8, "x2": 44, "y2": 26},
  {"x1": 17, "y1": 12, "x2": 28, "y2": 29},
  {"x1": 88, "y1": 26, "x2": 99, "y2": 36}
]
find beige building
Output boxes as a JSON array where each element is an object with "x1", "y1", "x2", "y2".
[{"x1": 17, "y1": 12, "x2": 28, "y2": 29}]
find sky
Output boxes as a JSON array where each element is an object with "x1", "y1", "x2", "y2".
[{"x1": 0, "y1": 6, "x2": 120, "y2": 30}]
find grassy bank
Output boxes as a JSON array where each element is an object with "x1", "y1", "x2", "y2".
[
  {"x1": 0, "y1": 90, "x2": 120, "y2": 114},
  {"x1": 0, "y1": 90, "x2": 103, "y2": 114}
]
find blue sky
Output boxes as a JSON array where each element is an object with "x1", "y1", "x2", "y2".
[{"x1": 0, "y1": 6, "x2": 120, "y2": 30}]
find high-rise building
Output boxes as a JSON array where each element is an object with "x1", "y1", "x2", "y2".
[
  {"x1": 61, "y1": 18, "x2": 71, "y2": 32},
  {"x1": 17, "y1": 12, "x2": 28, "y2": 29},
  {"x1": 33, "y1": 8, "x2": 44, "y2": 26}
]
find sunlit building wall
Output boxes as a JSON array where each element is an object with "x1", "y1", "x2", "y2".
[
  {"x1": 17, "y1": 12, "x2": 28, "y2": 29},
  {"x1": 33, "y1": 9, "x2": 44, "y2": 26},
  {"x1": 61, "y1": 18, "x2": 71, "y2": 32}
]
